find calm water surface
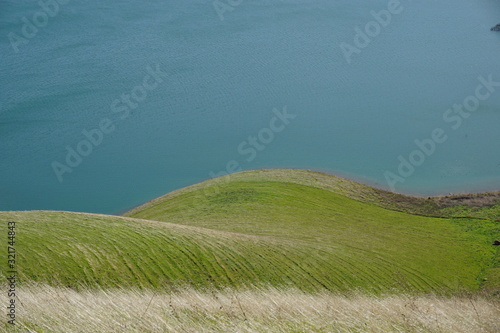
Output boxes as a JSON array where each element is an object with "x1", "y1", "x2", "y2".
[{"x1": 1, "y1": 0, "x2": 500, "y2": 213}]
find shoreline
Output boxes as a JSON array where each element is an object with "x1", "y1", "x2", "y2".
[{"x1": 307, "y1": 167, "x2": 500, "y2": 198}]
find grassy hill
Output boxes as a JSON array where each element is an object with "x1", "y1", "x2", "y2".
[
  {"x1": 2, "y1": 169, "x2": 498, "y2": 294},
  {"x1": 124, "y1": 169, "x2": 500, "y2": 293},
  {"x1": 126, "y1": 169, "x2": 500, "y2": 221}
]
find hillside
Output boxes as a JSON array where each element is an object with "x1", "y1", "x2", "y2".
[
  {"x1": 1, "y1": 169, "x2": 498, "y2": 294},
  {"x1": 126, "y1": 169, "x2": 500, "y2": 221}
]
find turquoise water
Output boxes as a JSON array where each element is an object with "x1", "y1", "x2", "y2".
[{"x1": 1, "y1": 0, "x2": 500, "y2": 213}]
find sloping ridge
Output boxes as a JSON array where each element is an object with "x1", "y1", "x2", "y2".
[
  {"x1": 126, "y1": 169, "x2": 500, "y2": 220},
  {"x1": 1, "y1": 169, "x2": 498, "y2": 293}
]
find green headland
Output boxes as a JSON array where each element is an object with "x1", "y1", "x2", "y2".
[{"x1": 2, "y1": 169, "x2": 498, "y2": 294}]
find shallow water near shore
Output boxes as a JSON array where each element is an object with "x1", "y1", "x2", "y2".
[{"x1": 1, "y1": 0, "x2": 500, "y2": 213}]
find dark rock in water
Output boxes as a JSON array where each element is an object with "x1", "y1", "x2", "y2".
[
  {"x1": 493, "y1": 240, "x2": 500, "y2": 246},
  {"x1": 491, "y1": 24, "x2": 500, "y2": 31}
]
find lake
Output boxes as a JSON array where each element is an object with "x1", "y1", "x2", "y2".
[{"x1": 1, "y1": 0, "x2": 500, "y2": 213}]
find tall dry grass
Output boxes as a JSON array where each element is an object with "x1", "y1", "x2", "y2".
[{"x1": 2, "y1": 284, "x2": 499, "y2": 332}]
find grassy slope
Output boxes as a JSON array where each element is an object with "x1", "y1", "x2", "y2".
[
  {"x1": 126, "y1": 169, "x2": 500, "y2": 221},
  {"x1": 125, "y1": 169, "x2": 500, "y2": 292},
  {"x1": 1, "y1": 169, "x2": 498, "y2": 293},
  {"x1": 1, "y1": 211, "x2": 360, "y2": 291}
]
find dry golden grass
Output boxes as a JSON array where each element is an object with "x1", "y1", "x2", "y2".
[{"x1": 4, "y1": 284, "x2": 499, "y2": 333}]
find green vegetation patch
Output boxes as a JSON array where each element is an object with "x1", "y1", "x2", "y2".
[{"x1": 1, "y1": 170, "x2": 498, "y2": 294}]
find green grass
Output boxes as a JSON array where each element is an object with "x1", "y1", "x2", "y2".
[
  {"x1": 127, "y1": 169, "x2": 500, "y2": 220},
  {"x1": 1, "y1": 169, "x2": 498, "y2": 295}
]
